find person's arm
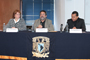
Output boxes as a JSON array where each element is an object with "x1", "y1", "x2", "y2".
[
  {"x1": 81, "y1": 20, "x2": 86, "y2": 31},
  {"x1": 18, "y1": 19, "x2": 26, "y2": 31},
  {"x1": 48, "y1": 20, "x2": 54, "y2": 32},
  {"x1": 33, "y1": 20, "x2": 39, "y2": 31}
]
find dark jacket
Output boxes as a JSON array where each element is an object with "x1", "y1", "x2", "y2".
[{"x1": 64, "y1": 18, "x2": 86, "y2": 31}]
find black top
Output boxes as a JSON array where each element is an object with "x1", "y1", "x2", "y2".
[
  {"x1": 65, "y1": 18, "x2": 86, "y2": 31},
  {"x1": 40, "y1": 20, "x2": 46, "y2": 28}
]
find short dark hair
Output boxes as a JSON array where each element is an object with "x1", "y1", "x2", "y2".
[
  {"x1": 40, "y1": 10, "x2": 47, "y2": 15},
  {"x1": 72, "y1": 11, "x2": 79, "y2": 16}
]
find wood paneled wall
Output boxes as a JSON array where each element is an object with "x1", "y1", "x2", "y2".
[{"x1": 0, "y1": 0, "x2": 20, "y2": 30}]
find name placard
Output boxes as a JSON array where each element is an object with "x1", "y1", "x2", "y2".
[
  {"x1": 6, "y1": 28, "x2": 18, "y2": 32},
  {"x1": 69, "y1": 29, "x2": 82, "y2": 33},
  {"x1": 36, "y1": 28, "x2": 48, "y2": 32}
]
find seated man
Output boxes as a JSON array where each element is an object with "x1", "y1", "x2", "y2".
[
  {"x1": 33, "y1": 10, "x2": 54, "y2": 32},
  {"x1": 65, "y1": 11, "x2": 86, "y2": 31}
]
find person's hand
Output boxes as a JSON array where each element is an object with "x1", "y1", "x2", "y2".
[
  {"x1": 12, "y1": 27, "x2": 15, "y2": 28},
  {"x1": 72, "y1": 27, "x2": 76, "y2": 29},
  {"x1": 37, "y1": 25, "x2": 42, "y2": 28}
]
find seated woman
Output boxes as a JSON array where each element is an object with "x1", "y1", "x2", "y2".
[{"x1": 4, "y1": 10, "x2": 26, "y2": 31}]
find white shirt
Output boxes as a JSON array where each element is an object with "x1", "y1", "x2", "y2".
[{"x1": 14, "y1": 18, "x2": 20, "y2": 23}]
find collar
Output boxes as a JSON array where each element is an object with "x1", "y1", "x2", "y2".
[
  {"x1": 72, "y1": 18, "x2": 79, "y2": 22},
  {"x1": 14, "y1": 18, "x2": 20, "y2": 23},
  {"x1": 40, "y1": 19, "x2": 46, "y2": 23}
]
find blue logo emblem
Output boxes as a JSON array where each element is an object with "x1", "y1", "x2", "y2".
[{"x1": 38, "y1": 43, "x2": 44, "y2": 52}]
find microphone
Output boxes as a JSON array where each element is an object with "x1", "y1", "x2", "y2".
[
  {"x1": 66, "y1": 23, "x2": 69, "y2": 32},
  {"x1": 60, "y1": 24, "x2": 63, "y2": 32}
]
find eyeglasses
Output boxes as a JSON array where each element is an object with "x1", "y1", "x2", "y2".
[
  {"x1": 40, "y1": 14, "x2": 46, "y2": 15},
  {"x1": 15, "y1": 14, "x2": 20, "y2": 15}
]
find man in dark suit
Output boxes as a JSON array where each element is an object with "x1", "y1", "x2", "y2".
[{"x1": 65, "y1": 11, "x2": 86, "y2": 31}]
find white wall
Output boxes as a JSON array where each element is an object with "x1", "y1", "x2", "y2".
[
  {"x1": 54, "y1": 0, "x2": 65, "y2": 31},
  {"x1": 54, "y1": 0, "x2": 84, "y2": 31},
  {"x1": 85, "y1": 0, "x2": 90, "y2": 24},
  {"x1": 84, "y1": 0, "x2": 90, "y2": 31},
  {"x1": 65, "y1": 0, "x2": 84, "y2": 23}
]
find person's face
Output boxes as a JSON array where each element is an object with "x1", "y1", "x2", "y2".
[
  {"x1": 15, "y1": 12, "x2": 20, "y2": 19},
  {"x1": 71, "y1": 14, "x2": 78, "y2": 21},
  {"x1": 40, "y1": 12, "x2": 47, "y2": 20}
]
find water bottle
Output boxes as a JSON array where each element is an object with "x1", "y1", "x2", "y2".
[
  {"x1": 3, "y1": 23, "x2": 5, "y2": 32},
  {"x1": 31, "y1": 24, "x2": 34, "y2": 32},
  {"x1": 60, "y1": 24, "x2": 63, "y2": 33}
]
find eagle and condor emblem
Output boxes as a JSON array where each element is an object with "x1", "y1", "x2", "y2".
[{"x1": 32, "y1": 36, "x2": 50, "y2": 58}]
